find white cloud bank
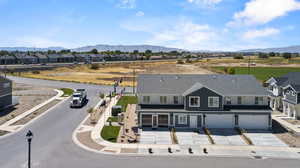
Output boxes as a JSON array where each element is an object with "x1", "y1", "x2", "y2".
[
  {"x1": 243, "y1": 28, "x2": 280, "y2": 39},
  {"x1": 229, "y1": 0, "x2": 300, "y2": 26},
  {"x1": 136, "y1": 11, "x2": 144, "y2": 17},
  {"x1": 187, "y1": 0, "x2": 223, "y2": 6}
]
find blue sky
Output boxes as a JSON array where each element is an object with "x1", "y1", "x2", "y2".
[{"x1": 1, "y1": 0, "x2": 300, "y2": 51}]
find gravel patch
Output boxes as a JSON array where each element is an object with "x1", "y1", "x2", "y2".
[{"x1": 0, "y1": 83, "x2": 57, "y2": 125}]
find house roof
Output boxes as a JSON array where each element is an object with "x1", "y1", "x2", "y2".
[
  {"x1": 274, "y1": 72, "x2": 300, "y2": 88},
  {"x1": 137, "y1": 74, "x2": 268, "y2": 96}
]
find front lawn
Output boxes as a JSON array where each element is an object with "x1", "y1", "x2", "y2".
[
  {"x1": 116, "y1": 96, "x2": 138, "y2": 112},
  {"x1": 101, "y1": 126, "x2": 120, "y2": 143},
  {"x1": 212, "y1": 67, "x2": 300, "y2": 81}
]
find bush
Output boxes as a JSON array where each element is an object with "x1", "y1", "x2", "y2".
[
  {"x1": 234, "y1": 55, "x2": 244, "y2": 59},
  {"x1": 32, "y1": 70, "x2": 40, "y2": 74},
  {"x1": 282, "y1": 52, "x2": 292, "y2": 59},
  {"x1": 185, "y1": 58, "x2": 192, "y2": 63},
  {"x1": 90, "y1": 63, "x2": 100, "y2": 70},
  {"x1": 176, "y1": 59, "x2": 184, "y2": 64},
  {"x1": 99, "y1": 93, "x2": 105, "y2": 99},
  {"x1": 258, "y1": 53, "x2": 269, "y2": 59},
  {"x1": 227, "y1": 67, "x2": 236, "y2": 74}
]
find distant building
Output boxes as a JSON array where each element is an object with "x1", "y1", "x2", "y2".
[{"x1": 0, "y1": 76, "x2": 12, "y2": 109}]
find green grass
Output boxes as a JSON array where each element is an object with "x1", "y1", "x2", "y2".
[
  {"x1": 213, "y1": 66, "x2": 300, "y2": 81},
  {"x1": 116, "y1": 96, "x2": 138, "y2": 112},
  {"x1": 107, "y1": 116, "x2": 118, "y2": 122},
  {"x1": 60, "y1": 88, "x2": 74, "y2": 97},
  {"x1": 101, "y1": 126, "x2": 120, "y2": 143}
]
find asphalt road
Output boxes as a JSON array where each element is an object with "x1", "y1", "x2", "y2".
[{"x1": 0, "y1": 77, "x2": 299, "y2": 168}]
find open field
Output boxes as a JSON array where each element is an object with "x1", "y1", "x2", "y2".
[
  {"x1": 211, "y1": 66, "x2": 300, "y2": 81},
  {"x1": 12, "y1": 56, "x2": 300, "y2": 86},
  {"x1": 16, "y1": 61, "x2": 213, "y2": 87}
]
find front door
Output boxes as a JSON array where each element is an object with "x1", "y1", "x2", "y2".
[
  {"x1": 152, "y1": 115, "x2": 158, "y2": 128},
  {"x1": 190, "y1": 115, "x2": 198, "y2": 128}
]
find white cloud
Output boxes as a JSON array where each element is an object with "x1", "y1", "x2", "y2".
[
  {"x1": 147, "y1": 20, "x2": 216, "y2": 50},
  {"x1": 229, "y1": 0, "x2": 300, "y2": 26},
  {"x1": 243, "y1": 28, "x2": 280, "y2": 39},
  {"x1": 187, "y1": 0, "x2": 223, "y2": 7},
  {"x1": 117, "y1": 0, "x2": 136, "y2": 9},
  {"x1": 136, "y1": 11, "x2": 144, "y2": 17}
]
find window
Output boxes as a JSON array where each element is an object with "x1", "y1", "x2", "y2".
[
  {"x1": 143, "y1": 96, "x2": 150, "y2": 103},
  {"x1": 189, "y1": 96, "x2": 200, "y2": 107},
  {"x1": 160, "y1": 96, "x2": 167, "y2": 104},
  {"x1": 225, "y1": 97, "x2": 231, "y2": 105},
  {"x1": 178, "y1": 115, "x2": 187, "y2": 124},
  {"x1": 173, "y1": 96, "x2": 179, "y2": 104},
  {"x1": 292, "y1": 92, "x2": 296, "y2": 96},
  {"x1": 234, "y1": 115, "x2": 239, "y2": 126},
  {"x1": 237, "y1": 96, "x2": 242, "y2": 105},
  {"x1": 255, "y1": 97, "x2": 263, "y2": 105},
  {"x1": 208, "y1": 97, "x2": 220, "y2": 107}
]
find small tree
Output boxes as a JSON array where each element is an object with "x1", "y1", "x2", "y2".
[
  {"x1": 91, "y1": 49, "x2": 98, "y2": 54},
  {"x1": 269, "y1": 52, "x2": 276, "y2": 57},
  {"x1": 90, "y1": 63, "x2": 100, "y2": 70},
  {"x1": 282, "y1": 52, "x2": 292, "y2": 59},
  {"x1": 234, "y1": 53, "x2": 244, "y2": 59},
  {"x1": 227, "y1": 67, "x2": 236, "y2": 74},
  {"x1": 258, "y1": 52, "x2": 269, "y2": 59}
]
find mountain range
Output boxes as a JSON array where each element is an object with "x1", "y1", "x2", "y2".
[
  {"x1": 1, "y1": 44, "x2": 300, "y2": 53},
  {"x1": 239, "y1": 45, "x2": 300, "y2": 53}
]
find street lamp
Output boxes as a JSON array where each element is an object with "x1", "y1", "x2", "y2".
[{"x1": 26, "y1": 130, "x2": 33, "y2": 168}]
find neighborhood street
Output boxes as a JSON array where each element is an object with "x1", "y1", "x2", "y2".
[{"x1": 0, "y1": 77, "x2": 299, "y2": 168}]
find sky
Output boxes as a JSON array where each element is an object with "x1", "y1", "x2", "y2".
[{"x1": 1, "y1": 0, "x2": 300, "y2": 51}]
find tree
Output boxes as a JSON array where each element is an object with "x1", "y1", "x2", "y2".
[
  {"x1": 227, "y1": 67, "x2": 236, "y2": 74},
  {"x1": 233, "y1": 53, "x2": 243, "y2": 59},
  {"x1": 282, "y1": 52, "x2": 292, "y2": 59},
  {"x1": 133, "y1": 50, "x2": 139, "y2": 55},
  {"x1": 258, "y1": 52, "x2": 269, "y2": 59},
  {"x1": 91, "y1": 49, "x2": 98, "y2": 54},
  {"x1": 269, "y1": 52, "x2": 276, "y2": 57},
  {"x1": 145, "y1": 54, "x2": 151, "y2": 60},
  {"x1": 145, "y1": 50, "x2": 152, "y2": 55}
]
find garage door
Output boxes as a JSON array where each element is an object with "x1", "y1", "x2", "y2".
[
  {"x1": 206, "y1": 114, "x2": 234, "y2": 128},
  {"x1": 158, "y1": 115, "x2": 169, "y2": 127},
  {"x1": 239, "y1": 115, "x2": 269, "y2": 130},
  {"x1": 141, "y1": 114, "x2": 152, "y2": 127}
]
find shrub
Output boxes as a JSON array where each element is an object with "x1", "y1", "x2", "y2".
[
  {"x1": 234, "y1": 55, "x2": 244, "y2": 59},
  {"x1": 185, "y1": 58, "x2": 192, "y2": 63},
  {"x1": 90, "y1": 63, "x2": 100, "y2": 70},
  {"x1": 258, "y1": 53, "x2": 269, "y2": 59},
  {"x1": 282, "y1": 52, "x2": 292, "y2": 59},
  {"x1": 227, "y1": 67, "x2": 236, "y2": 74},
  {"x1": 176, "y1": 59, "x2": 184, "y2": 64},
  {"x1": 32, "y1": 70, "x2": 40, "y2": 74},
  {"x1": 99, "y1": 93, "x2": 105, "y2": 99},
  {"x1": 87, "y1": 107, "x2": 94, "y2": 114}
]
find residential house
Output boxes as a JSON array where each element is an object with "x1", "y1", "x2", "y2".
[
  {"x1": 266, "y1": 72, "x2": 300, "y2": 119},
  {"x1": 137, "y1": 74, "x2": 271, "y2": 130},
  {"x1": 0, "y1": 76, "x2": 12, "y2": 109}
]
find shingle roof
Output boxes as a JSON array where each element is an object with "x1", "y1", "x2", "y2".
[
  {"x1": 137, "y1": 74, "x2": 268, "y2": 96},
  {"x1": 290, "y1": 84, "x2": 300, "y2": 92},
  {"x1": 275, "y1": 72, "x2": 300, "y2": 88}
]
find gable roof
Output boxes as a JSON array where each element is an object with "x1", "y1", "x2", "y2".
[
  {"x1": 272, "y1": 72, "x2": 300, "y2": 88},
  {"x1": 137, "y1": 74, "x2": 268, "y2": 96}
]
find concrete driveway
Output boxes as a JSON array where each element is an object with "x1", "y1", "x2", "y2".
[
  {"x1": 139, "y1": 128, "x2": 172, "y2": 144},
  {"x1": 210, "y1": 129, "x2": 247, "y2": 146},
  {"x1": 244, "y1": 130, "x2": 287, "y2": 147},
  {"x1": 176, "y1": 130, "x2": 210, "y2": 145}
]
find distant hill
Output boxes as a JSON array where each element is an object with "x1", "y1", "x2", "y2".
[
  {"x1": 72, "y1": 44, "x2": 183, "y2": 52},
  {"x1": 0, "y1": 44, "x2": 183, "y2": 52},
  {"x1": 0, "y1": 47, "x2": 65, "y2": 52},
  {"x1": 239, "y1": 45, "x2": 300, "y2": 53}
]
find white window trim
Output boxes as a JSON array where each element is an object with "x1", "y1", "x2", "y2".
[
  {"x1": 178, "y1": 114, "x2": 187, "y2": 125},
  {"x1": 189, "y1": 96, "x2": 200, "y2": 107},
  {"x1": 208, "y1": 96, "x2": 219, "y2": 108}
]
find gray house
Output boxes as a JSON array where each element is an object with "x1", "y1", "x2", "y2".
[
  {"x1": 266, "y1": 72, "x2": 300, "y2": 119},
  {"x1": 0, "y1": 76, "x2": 12, "y2": 109},
  {"x1": 137, "y1": 74, "x2": 272, "y2": 130}
]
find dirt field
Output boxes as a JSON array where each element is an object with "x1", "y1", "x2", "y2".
[
  {"x1": 19, "y1": 61, "x2": 214, "y2": 87},
  {"x1": 0, "y1": 83, "x2": 57, "y2": 125}
]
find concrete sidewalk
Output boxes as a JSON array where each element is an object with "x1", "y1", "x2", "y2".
[
  {"x1": 273, "y1": 114, "x2": 300, "y2": 136},
  {"x1": 72, "y1": 97, "x2": 300, "y2": 159}
]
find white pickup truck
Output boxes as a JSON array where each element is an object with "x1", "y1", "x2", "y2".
[{"x1": 70, "y1": 89, "x2": 87, "y2": 108}]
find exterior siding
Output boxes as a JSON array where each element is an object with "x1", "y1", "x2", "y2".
[
  {"x1": 284, "y1": 87, "x2": 297, "y2": 104},
  {"x1": 138, "y1": 94, "x2": 184, "y2": 105},
  {"x1": 227, "y1": 96, "x2": 268, "y2": 105},
  {"x1": 0, "y1": 78, "x2": 12, "y2": 108},
  {"x1": 185, "y1": 87, "x2": 223, "y2": 111}
]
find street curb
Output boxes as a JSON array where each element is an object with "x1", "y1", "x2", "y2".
[{"x1": 0, "y1": 89, "x2": 69, "y2": 140}]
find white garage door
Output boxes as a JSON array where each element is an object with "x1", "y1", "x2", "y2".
[
  {"x1": 239, "y1": 115, "x2": 269, "y2": 130},
  {"x1": 206, "y1": 114, "x2": 234, "y2": 128}
]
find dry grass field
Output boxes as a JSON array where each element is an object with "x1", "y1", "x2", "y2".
[{"x1": 19, "y1": 61, "x2": 214, "y2": 87}]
